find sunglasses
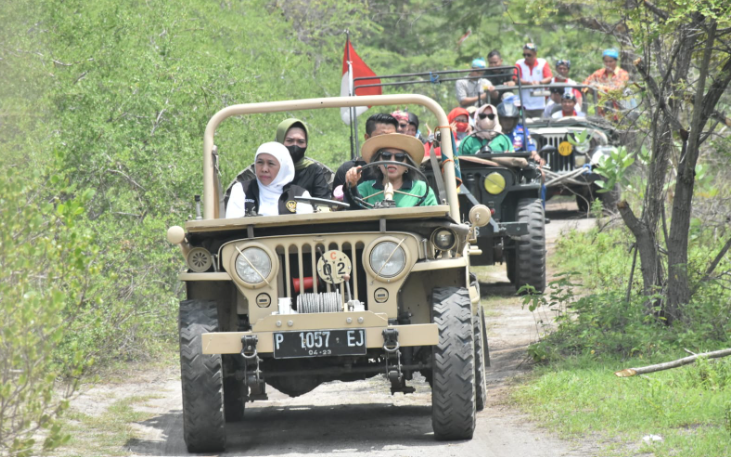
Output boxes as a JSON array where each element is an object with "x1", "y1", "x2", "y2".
[
  {"x1": 523, "y1": 53, "x2": 533, "y2": 57},
  {"x1": 379, "y1": 151, "x2": 407, "y2": 161},
  {"x1": 478, "y1": 113, "x2": 495, "y2": 120},
  {"x1": 398, "y1": 123, "x2": 408, "y2": 128}
]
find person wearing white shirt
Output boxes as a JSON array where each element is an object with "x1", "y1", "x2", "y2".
[{"x1": 225, "y1": 142, "x2": 314, "y2": 217}]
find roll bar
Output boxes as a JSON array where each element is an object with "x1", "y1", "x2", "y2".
[{"x1": 202, "y1": 95, "x2": 459, "y2": 221}]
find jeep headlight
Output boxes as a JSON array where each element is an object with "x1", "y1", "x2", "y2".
[
  {"x1": 483, "y1": 172, "x2": 506, "y2": 195},
  {"x1": 369, "y1": 241, "x2": 406, "y2": 278},
  {"x1": 432, "y1": 229, "x2": 456, "y2": 251},
  {"x1": 235, "y1": 247, "x2": 272, "y2": 284}
]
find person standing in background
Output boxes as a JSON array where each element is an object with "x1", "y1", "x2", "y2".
[
  {"x1": 551, "y1": 59, "x2": 582, "y2": 104},
  {"x1": 582, "y1": 48, "x2": 629, "y2": 117},
  {"x1": 485, "y1": 50, "x2": 515, "y2": 106},
  {"x1": 455, "y1": 58, "x2": 494, "y2": 108},
  {"x1": 514, "y1": 43, "x2": 553, "y2": 118}
]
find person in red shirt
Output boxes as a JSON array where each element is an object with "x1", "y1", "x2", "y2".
[
  {"x1": 583, "y1": 49, "x2": 629, "y2": 118},
  {"x1": 515, "y1": 43, "x2": 553, "y2": 118}
]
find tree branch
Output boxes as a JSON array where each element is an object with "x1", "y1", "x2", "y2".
[
  {"x1": 615, "y1": 348, "x2": 731, "y2": 377},
  {"x1": 106, "y1": 169, "x2": 146, "y2": 191},
  {"x1": 642, "y1": 0, "x2": 670, "y2": 20},
  {"x1": 618, "y1": 200, "x2": 644, "y2": 239},
  {"x1": 697, "y1": 238, "x2": 732, "y2": 288},
  {"x1": 577, "y1": 16, "x2": 633, "y2": 46},
  {"x1": 701, "y1": 57, "x2": 731, "y2": 122},
  {"x1": 634, "y1": 58, "x2": 683, "y2": 130}
]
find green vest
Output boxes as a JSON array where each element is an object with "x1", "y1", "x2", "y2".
[
  {"x1": 458, "y1": 134, "x2": 514, "y2": 155},
  {"x1": 356, "y1": 178, "x2": 438, "y2": 207}
]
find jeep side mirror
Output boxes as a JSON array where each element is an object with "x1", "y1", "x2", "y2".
[{"x1": 469, "y1": 205, "x2": 491, "y2": 228}]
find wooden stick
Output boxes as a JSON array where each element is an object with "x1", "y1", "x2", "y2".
[{"x1": 615, "y1": 348, "x2": 731, "y2": 377}]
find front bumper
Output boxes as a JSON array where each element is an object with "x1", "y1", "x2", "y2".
[{"x1": 202, "y1": 311, "x2": 439, "y2": 354}]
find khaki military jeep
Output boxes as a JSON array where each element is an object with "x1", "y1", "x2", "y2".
[{"x1": 167, "y1": 95, "x2": 492, "y2": 453}]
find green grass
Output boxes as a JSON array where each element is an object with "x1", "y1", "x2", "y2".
[
  {"x1": 513, "y1": 223, "x2": 731, "y2": 456},
  {"x1": 514, "y1": 356, "x2": 731, "y2": 457},
  {"x1": 61, "y1": 395, "x2": 162, "y2": 457}
]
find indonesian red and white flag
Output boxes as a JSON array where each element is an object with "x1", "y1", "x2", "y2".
[{"x1": 340, "y1": 39, "x2": 381, "y2": 125}]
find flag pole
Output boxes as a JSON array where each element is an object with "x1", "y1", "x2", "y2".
[{"x1": 346, "y1": 32, "x2": 360, "y2": 159}]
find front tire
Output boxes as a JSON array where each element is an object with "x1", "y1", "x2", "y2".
[
  {"x1": 431, "y1": 287, "x2": 476, "y2": 440},
  {"x1": 179, "y1": 300, "x2": 226, "y2": 453},
  {"x1": 515, "y1": 198, "x2": 546, "y2": 293}
]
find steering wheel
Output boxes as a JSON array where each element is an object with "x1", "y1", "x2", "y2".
[
  {"x1": 346, "y1": 160, "x2": 431, "y2": 209},
  {"x1": 294, "y1": 195, "x2": 351, "y2": 210}
]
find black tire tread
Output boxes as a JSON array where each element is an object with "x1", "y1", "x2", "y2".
[
  {"x1": 431, "y1": 287, "x2": 476, "y2": 440},
  {"x1": 179, "y1": 299, "x2": 226, "y2": 453},
  {"x1": 474, "y1": 307, "x2": 487, "y2": 411},
  {"x1": 515, "y1": 198, "x2": 546, "y2": 293}
]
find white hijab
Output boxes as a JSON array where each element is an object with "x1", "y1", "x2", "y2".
[
  {"x1": 255, "y1": 142, "x2": 295, "y2": 216},
  {"x1": 474, "y1": 104, "x2": 503, "y2": 140}
]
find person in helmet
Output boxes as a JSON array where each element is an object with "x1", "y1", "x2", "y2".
[
  {"x1": 551, "y1": 59, "x2": 582, "y2": 105},
  {"x1": 497, "y1": 99, "x2": 536, "y2": 153},
  {"x1": 552, "y1": 91, "x2": 586, "y2": 118},
  {"x1": 498, "y1": 98, "x2": 547, "y2": 208}
]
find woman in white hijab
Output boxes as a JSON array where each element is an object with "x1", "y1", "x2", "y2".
[
  {"x1": 457, "y1": 104, "x2": 514, "y2": 155},
  {"x1": 226, "y1": 142, "x2": 313, "y2": 217}
]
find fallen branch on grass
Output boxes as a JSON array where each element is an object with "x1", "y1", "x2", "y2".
[{"x1": 615, "y1": 348, "x2": 731, "y2": 377}]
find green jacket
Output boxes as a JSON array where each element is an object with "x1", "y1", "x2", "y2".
[
  {"x1": 458, "y1": 133, "x2": 513, "y2": 156},
  {"x1": 355, "y1": 178, "x2": 438, "y2": 208}
]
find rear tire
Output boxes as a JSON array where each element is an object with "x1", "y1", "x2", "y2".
[
  {"x1": 515, "y1": 198, "x2": 546, "y2": 293},
  {"x1": 505, "y1": 251, "x2": 516, "y2": 283},
  {"x1": 179, "y1": 300, "x2": 226, "y2": 453},
  {"x1": 431, "y1": 287, "x2": 476, "y2": 440},
  {"x1": 599, "y1": 183, "x2": 620, "y2": 213},
  {"x1": 575, "y1": 194, "x2": 590, "y2": 214}
]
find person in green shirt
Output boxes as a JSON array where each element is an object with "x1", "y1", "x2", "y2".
[
  {"x1": 457, "y1": 104, "x2": 514, "y2": 155},
  {"x1": 345, "y1": 133, "x2": 438, "y2": 208}
]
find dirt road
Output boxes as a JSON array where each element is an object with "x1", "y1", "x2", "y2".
[{"x1": 66, "y1": 201, "x2": 597, "y2": 457}]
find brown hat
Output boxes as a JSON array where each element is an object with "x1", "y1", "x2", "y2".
[{"x1": 361, "y1": 133, "x2": 424, "y2": 166}]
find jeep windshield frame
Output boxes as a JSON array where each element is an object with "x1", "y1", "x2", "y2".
[{"x1": 202, "y1": 95, "x2": 459, "y2": 221}]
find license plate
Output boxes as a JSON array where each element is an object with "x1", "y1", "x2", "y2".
[{"x1": 273, "y1": 329, "x2": 366, "y2": 359}]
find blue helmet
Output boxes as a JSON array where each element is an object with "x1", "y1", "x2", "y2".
[
  {"x1": 602, "y1": 48, "x2": 619, "y2": 60},
  {"x1": 471, "y1": 58, "x2": 487, "y2": 69}
]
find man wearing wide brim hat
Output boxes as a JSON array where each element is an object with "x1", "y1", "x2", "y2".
[{"x1": 345, "y1": 133, "x2": 438, "y2": 208}]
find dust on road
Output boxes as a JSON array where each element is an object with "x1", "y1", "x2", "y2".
[{"x1": 64, "y1": 199, "x2": 599, "y2": 457}]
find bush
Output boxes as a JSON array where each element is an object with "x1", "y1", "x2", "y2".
[
  {"x1": 0, "y1": 171, "x2": 97, "y2": 456},
  {"x1": 525, "y1": 227, "x2": 731, "y2": 362}
]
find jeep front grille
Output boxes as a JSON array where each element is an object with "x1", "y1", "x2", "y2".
[
  {"x1": 275, "y1": 240, "x2": 367, "y2": 303},
  {"x1": 538, "y1": 134, "x2": 574, "y2": 172}
]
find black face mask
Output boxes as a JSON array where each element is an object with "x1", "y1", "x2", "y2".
[{"x1": 286, "y1": 144, "x2": 306, "y2": 163}]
